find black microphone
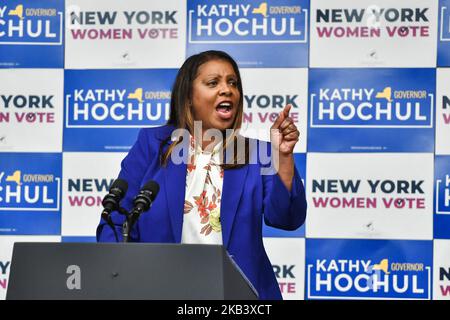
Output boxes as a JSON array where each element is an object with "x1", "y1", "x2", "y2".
[
  {"x1": 131, "y1": 180, "x2": 160, "y2": 216},
  {"x1": 122, "y1": 180, "x2": 159, "y2": 243},
  {"x1": 101, "y1": 178, "x2": 128, "y2": 223}
]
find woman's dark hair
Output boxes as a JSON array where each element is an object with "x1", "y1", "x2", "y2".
[{"x1": 160, "y1": 50, "x2": 248, "y2": 169}]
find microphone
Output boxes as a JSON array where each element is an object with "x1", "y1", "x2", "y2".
[
  {"x1": 122, "y1": 180, "x2": 159, "y2": 243},
  {"x1": 101, "y1": 178, "x2": 128, "y2": 223},
  {"x1": 131, "y1": 180, "x2": 160, "y2": 216}
]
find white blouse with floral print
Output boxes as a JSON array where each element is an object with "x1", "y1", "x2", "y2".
[{"x1": 181, "y1": 136, "x2": 224, "y2": 245}]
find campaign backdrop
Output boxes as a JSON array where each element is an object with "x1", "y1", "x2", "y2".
[
  {"x1": 0, "y1": 0, "x2": 64, "y2": 68},
  {"x1": 0, "y1": 0, "x2": 447, "y2": 300}
]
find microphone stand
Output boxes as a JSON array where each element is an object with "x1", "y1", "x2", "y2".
[
  {"x1": 101, "y1": 206, "x2": 129, "y2": 243},
  {"x1": 106, "y1": 206, "x2": 131, "y2": 243},
  {"x1": 101, "y1": 206, "x2": 136, "y2": 243},
  {"x1": 121, "y1": 207, "x2": 144, "y2": 243}
]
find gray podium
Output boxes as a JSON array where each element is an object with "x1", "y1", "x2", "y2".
[{"x1": 6, "y1": 242, "x2": 258, "y2": 300}]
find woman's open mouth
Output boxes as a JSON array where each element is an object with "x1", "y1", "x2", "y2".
[{"x1": 215, "y1": 101, "x2": 234, "y2": 120}]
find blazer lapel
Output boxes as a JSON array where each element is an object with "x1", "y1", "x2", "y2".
[
  {"x1": 162, "y1": 130, "x2": 187, "y2": 243},
  {"x1": 221, "y1": 165, "x2": 249, "y2": 248}
]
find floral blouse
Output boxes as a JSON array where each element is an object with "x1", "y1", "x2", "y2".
[{"x1": 181, "y1": 136, "x2": 224, "y2": 244}]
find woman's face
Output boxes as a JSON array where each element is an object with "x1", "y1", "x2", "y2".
[{"x1": 191, "y1": 59, "x2": 241, "y2": 132}]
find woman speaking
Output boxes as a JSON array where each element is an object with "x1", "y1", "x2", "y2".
[{"x1": 97, "y1": 50, "x2": 307, "y2": 300}]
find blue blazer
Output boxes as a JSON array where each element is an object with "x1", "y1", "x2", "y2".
[{"x1": 97, "y1": 125, "x2": 307, "y2": 300}]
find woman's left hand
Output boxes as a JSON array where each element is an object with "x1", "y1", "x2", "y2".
[
  {"x1": 269, "y1": 104, "x2": 299, "y2": 191},
  {"x1": 270, "y1": 104, "x2": 300, "y2": 155}
]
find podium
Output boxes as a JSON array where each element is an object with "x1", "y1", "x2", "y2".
[{"x1": 6, "y1": 242, "x2": 258, "y2": 300}]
